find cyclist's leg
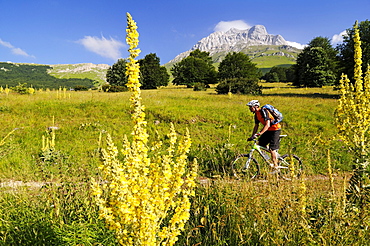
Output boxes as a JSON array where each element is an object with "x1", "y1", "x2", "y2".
[
  {"x1": 258, "y1": 132, "x2": 269, "y2": 149},
  {"x1": 268, "y1": 130, "x2": 281, "y2": 167}
]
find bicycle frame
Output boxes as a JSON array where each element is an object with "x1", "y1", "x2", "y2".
[
  {"x1": 232, "y1": 135, "x2": 301, "y2": 179},
  {"x1": 248, "y1": 139, "x2": 272, "y2": 164},
  {"x1": 247, "y1": 137, "x2": 290, "y2": 169}
]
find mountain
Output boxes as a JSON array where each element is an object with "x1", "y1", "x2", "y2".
[
  {"x1": 48, "y1": 63, "x2": 109, "y2": 85},
  {"x1": 165, "y1": 25, "x2": 302, "y2": 70}
]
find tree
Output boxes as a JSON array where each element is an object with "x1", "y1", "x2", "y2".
[
  {"x1": 138, "y1": 53, "x2": 170, "y2": 89},
  {"x1": 216, "y1": 52, "x2": 262, "y2": 94},
  {"x1": 337, "y1": 20, "x2": 370, "y2": 81},
  {"x1": 216, "y1": 78, "x2": 262, "y2": 95},
  {"x1": 218, "y1": 52, "x2": 262, "y2": 81},
  {"x1": 263, "y1": 66, "x2": 290, "y2": 82},
  {"x1": 285, "y1": 65, "x2": 296, "y2": 82},
  {"x1": 106, "y1": 58, "x2": 128, "y2": 87},
  {"x1": 293, "y1": 37, "x2": 338, "y2": 87},
  {"x1": 171, "y1": 49, "x2": 217, "y2": 87}
]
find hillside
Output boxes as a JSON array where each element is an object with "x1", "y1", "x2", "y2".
[
  {"x1": 0, "y1": 62, "x2": 106, "y2": 89},
  {"x1": 48, "y1": 63, "x2": 109, "y2": 85}
]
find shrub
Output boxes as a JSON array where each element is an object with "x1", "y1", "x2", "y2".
[
  {"x1": 101, "y1": 84, "x2": 128, "y2": 92},
  {"x1": 11, "y1": 83, "x2": 29, "y2": 94},
  {"x1": 193, "y1": 82, "x2": 207, "y2": 91},
  {"x1": 216, "y1": 78, "x2": 262, "y2": 94},
  {"x1": 73, "y1": 85, "x2": 89, "y2": 91}
]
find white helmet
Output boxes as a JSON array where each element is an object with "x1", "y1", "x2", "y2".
[{"x1": 247, "y1": 100, "x2": 260, "y2": 107}]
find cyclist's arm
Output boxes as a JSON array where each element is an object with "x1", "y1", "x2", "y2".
[
  {"x1": 259, "y1": 119, "x2": 271, "y2": 135},
  {"x1": 251, "y1": 123, "x2": 259, "y2": 136}
]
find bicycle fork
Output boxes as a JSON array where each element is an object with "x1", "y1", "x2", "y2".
[{"x1": 244, "y1": 149, "x2": 256, "y2": 169}]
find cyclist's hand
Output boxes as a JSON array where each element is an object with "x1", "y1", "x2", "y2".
[{"x1": 247, "y1": 133, "x2": 260, "y2": 141}]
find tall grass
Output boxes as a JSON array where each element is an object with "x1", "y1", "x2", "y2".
[
  {"x1": 1, "y1": 84, "x2": 367, "y2": 245},
  {"x1": 178, "y1": 175, "x2": 369, "y2": 245}
]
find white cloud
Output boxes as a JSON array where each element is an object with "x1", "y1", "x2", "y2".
[
  {"x1": 77, "y1": 36, "x2": 125, "y2": 60},
  {"x1": 0, "y1": 38, "x2": 34, "y2": 57},
  {"x1": 214, "y1": 20, "x2": 252, "y2": 32},
  {"x1": 332, "y1": 30, "x2": 347, "y2": 45},
  {"x1": 286, "y1": 41, "x2": 306, "y2": 49},
  {"x1": 0, "y1": 39, "x2": 13, "y2": 48}
]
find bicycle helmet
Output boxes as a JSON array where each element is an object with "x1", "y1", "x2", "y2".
[{"x1": 247, "y1": 100, "x2": 260, "y2": 107}]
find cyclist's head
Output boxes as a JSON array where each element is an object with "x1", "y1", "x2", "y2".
[{"x1": 247, "y1": 100, "x2": 260, "y2": 108}]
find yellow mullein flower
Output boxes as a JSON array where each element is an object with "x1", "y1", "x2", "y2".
[
  {"x1": 335, "y1": 21, "x2": 370, "y2": 158},
  {"x1": 92, "y1": 13, "x2": 197, "y2": 246},
  {"x1": 335, "y1": 21, "x2": 370, "y2": 207}
]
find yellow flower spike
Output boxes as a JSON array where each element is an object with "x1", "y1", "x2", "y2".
[
  {"x1": 92, "y1": 12, "x2": 197, "y2": 246},
  {"x1": 335, "y1": 21, "x2": 370, "y2": 170}
]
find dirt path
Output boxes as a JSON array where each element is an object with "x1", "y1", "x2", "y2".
[{"x1": 0, "y1": 173, "x2": 351, "y2": 190}]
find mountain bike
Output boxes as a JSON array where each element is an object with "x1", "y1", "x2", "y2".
[{"x1": 231, "y1": 135, "x2": 303, "y2": 180}]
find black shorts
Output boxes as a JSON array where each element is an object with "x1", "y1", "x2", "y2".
[{"x1": 258, "y1": 129, "x2": 281, "y2": 151}]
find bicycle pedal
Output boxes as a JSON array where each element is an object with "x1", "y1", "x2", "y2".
[{"x1": 276, "y1": 165, "x2": 287, "y2": 169}]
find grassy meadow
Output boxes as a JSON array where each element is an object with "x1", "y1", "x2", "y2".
[{"x1": 0, "y1": 83, "x2": 368, "y2": 245}]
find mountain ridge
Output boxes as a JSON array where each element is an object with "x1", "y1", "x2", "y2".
[{"x1": 166, "y1": 25, "x2": 301, "y2": 68}]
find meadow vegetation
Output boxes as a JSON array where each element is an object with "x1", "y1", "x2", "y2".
[{"x1": 0, "y1": 82, "x2": 368, "y2": 245}]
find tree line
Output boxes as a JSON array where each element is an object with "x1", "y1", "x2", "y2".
[
  {"x1": 264, "y1": 20, "x2": 370, "y2": 87},
  {"x1": 107, "y1": 50, "x2": 263, "y2": 94}
]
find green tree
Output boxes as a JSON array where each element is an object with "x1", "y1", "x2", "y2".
[
  {"x1": 138, "y1": 53, "x2": 170, "y2": 89},
  {"x1": 337, "y1": 19, "x2": 370, "y2": 81},
  {"x1": 263, "y1": 66, "x2": 290, "y2": 82},
  {"x1": 106, "y1": 58, "x2": 128, "y2": 87},
  {"x1": 285, "y1": 65, "x2": 296, "y2": 82},
  {"x1": 216, "y1": 52, "x2": 262, "y2": 94},
  {"x1": 171, "y1": 49, "x2": 217, "y2": 87},
  {"x1": 216, "y1": 77, "x2": 262, "y2": 95},
  {"x1": 218, "y1": 52, "x2": 262, "y2": 81},
  {"x1": 294, "y1": 37, "x2": 338, "y2": 87}
]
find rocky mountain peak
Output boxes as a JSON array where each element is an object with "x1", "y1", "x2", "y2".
[
  {"x1": 168, "y1": 25, "x2": 289, "y2": 64},
  {"x1": 248, "y1": 25, "x2": 268, "y2": 37}
]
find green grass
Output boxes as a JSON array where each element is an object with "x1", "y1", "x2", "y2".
[
  {"x1": 0, "y1": 84, "x2": 350, "y2": 178},
  {"x1": 253, "y1": 56, "x2": 296, "y2": 68},
  {"x1": 0, "y1": 84, "x2": 368, "y2": 245}
]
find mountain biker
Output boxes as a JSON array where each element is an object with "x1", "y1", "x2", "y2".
[{"x1": 246, "y1": 100, "x2": 281, "y2": 169}]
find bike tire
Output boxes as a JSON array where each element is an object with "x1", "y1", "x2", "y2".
[
  {"x1": 278, "y1": 154, "x2": 303, "y2": 179},
  {"x1": 231, "y1": 154, "x2": 260, "y2": 180}
]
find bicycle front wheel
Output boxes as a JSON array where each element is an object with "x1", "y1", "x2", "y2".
[
  {"x1": 278, "y1": 154, "x2": 303, "y2": 179},
  {"x1": 231, "y1": 154, "x2": 260, "y2": 180}
]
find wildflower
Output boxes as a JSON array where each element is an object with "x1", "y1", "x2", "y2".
[
  {"x1": 92, "y1": 13, "x2": 197, "y2": 246},
  {"x1": 335, "y1": 21, "x2": 370, "y2": 207}
]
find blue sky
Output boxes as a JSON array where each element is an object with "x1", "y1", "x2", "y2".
[{"x1": 1, "y1": 0, "x2": 369, "y2": 65}]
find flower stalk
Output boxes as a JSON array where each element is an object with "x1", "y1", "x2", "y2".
[
  {"x1": 92, "y1": 13, "x2": 197, "y2": 246},
  {"x1": 335, "y1": 21, "x2": 370, "y2": 207}
]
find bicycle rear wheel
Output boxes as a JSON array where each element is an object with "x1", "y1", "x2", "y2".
[
  {"x1": 231, "y1": 154, "x2": 260, "y2": 180},
  {"x1": 278, "y1": 154, "x2": 303, "y2": 179}
]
